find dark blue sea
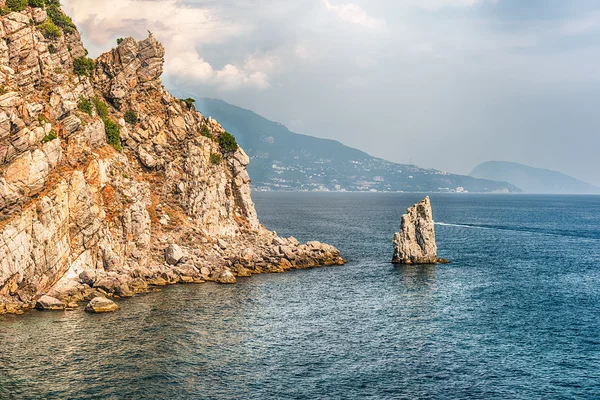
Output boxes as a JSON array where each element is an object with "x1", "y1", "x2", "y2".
[{"x1": 1, "y1": 193, "x2": 599, "y2": 399}]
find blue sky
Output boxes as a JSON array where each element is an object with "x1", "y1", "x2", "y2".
[{"x1": 64, "y1": 0, "x2": 600, "y2": 185}]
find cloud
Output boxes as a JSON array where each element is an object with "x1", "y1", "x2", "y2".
[
  {"x1": 62, "y1": 0, "x2": 275, "y2": 91},
  {"x1": 407, "y1": 0, "x2": 495, "y2": 10},
  {"x1": 61, "y1": 0, "x2": 600, "y2": 186},
  {"x1": 321, "y1": 0, "x2": 386, "y2": 32},
  {"x1": 169, "y1": 52, "x2": 276, "y2": 90}
]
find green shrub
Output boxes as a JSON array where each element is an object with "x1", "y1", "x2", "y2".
[
  {"x1": 124, "y1": 110, "x2": 138, "y2": 124},
  {"x1": 48, "y1": 43, "x2": 57, "y2": 54},
  {"x1": 73, "y1": 56, "x2": 95, "y2": 76},
  {"x1": 200, "y1": 124, "x2": 212, "y2": 139},
  {"x1": 46, "y1": 0, "x2": 60, "y2": 5},
  {"x1": 41, "y1": 130, "x2": 57, "y2": 143},
  {"x1": 210, "y1": 153, "x2": 221, "y2": 165},
  {"x1": 38, "y1": 114, "x2": 49, "y2": 125},
  {"x1": 180, "y1": 97, "x2": 195, "y2": 109},
  {"x1": 103, "y1": 118, "x2": 122, "y2": 151},
  {"x1": 47, "y1": 5, "x2": 76, "y2": 34},
  {"x1": 39, "y1": 19, "x2": 61, "y2": 39},
  {"x1": 218, "y1": 131, "x2": 238, "y2": 153},
  {"x1": 117, "y1": 38, "x2": 124, "y2": 45},
  {"x1": 28, "y1": 0, "x2": 45, "y2": 7},
  {"x1": 78, "y1": 97, "x2": 93, "y2": 115},
  {"x1": 6, "y1": 0, "x2": 27, "y2": 12},
  {"x1": 93, "y1": 97, "x2": 108, "y2": 118}
]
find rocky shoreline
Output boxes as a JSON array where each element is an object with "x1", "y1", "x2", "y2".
[
  {"x1": 15, "y1": 236, "x2": 345, "y2": 315},
  {"x1": 0, "y1": 4, "x2": 344, "y2": 316}
]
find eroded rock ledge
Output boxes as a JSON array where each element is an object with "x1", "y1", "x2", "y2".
[{"x1": 0, "y1": 5, "x2": 344, "y2": 315}]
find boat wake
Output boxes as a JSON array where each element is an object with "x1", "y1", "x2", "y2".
[{"x1": 435, "y1": 222, "x2": 600, "y2": 240}]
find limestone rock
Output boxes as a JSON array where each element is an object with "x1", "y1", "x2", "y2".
[
  {"x1": 0, "y1": 12, "x2": 346, "y2": 315},
  {"x1": 216, "y1": 269, "x2": 236, "y2": 284},
  {"x1": 32, "y1": 8, "x2": 47, "y2": 24},
  {"x1": 62, "y1": 115, "x2": 81, "y2": 135},
  {"x1": 392, "y1": 196, "x2": 438, "y2": 264},
  {"x1": 79, "y1": 270, "x2": 97, "y2": 287},
  {"x1": 35, "y1": 295, "x2": 65, "y2": 311},
  {"x1": 85, "y1": 297, "x2": 119, "y2": 313},
  {"x1": 165, "y1": 244, "x2": 184, "y2": 265}
]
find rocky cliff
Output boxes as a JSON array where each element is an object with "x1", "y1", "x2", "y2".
[
  {"x1": 392, "y1": 197, "x2": 439, "y2": 264},
  {"x1": 0, "y1": 4, "x2": 344, "y2": 314}
]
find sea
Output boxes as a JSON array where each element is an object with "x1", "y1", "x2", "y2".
[{"x1": 1, "y1": 193, "x2": 599, "y2": 399}]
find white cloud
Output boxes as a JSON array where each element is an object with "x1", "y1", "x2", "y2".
[
  {"x1": 400, "y1": 0, "x2": 495, "y2": 10},
  {"x1": 216, "y1": 65, "x2": 271, "y2": 90},
  {"x1": 168, "y1": 51, "x2": 215, "y2": 83},
  {"x1": 61, "y1": 0, "x2": 600, "y2": 187},
  {"x1": 322, "y1": 0, "x2": 386, "y2": 32},
  {"x1": 62, "y1": 0, "x2": 275, "y2": 91},
  {"x1": 169, "y1": 51, "x2": 277, "y2": 90}
]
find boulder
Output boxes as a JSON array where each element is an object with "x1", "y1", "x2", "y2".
[
  {"x1": 307, "y1": 241, "x2": 323, "y2": 251},
  {"x1": 62, "y1": 115, "x2": 81, "y2": 135},
  {"x1": 79, "y1": 270, "x2": 97, "y2": 286},
  {"x1": 35, "y1": 295, "x2": 65, "y2": 311},
  {"x1": 279, "y1": 245, "x2": 295, "y2": 260},
  {"x1": 216, "y1": 269, "x2": 236, "y2": 284},
  {"x1": 235, "y1": 265, "x2": 252, "y2": 277},
  {"x1": 165, "y1": 244, "x2": 184, "y2": 265},
  {"x1": 93, "y1": 276, "x2": 122, "y2": 294},
  {"x1": 240, "y1": 248, "x2": 256, "y2": 263},
  {"x1": 138, "y1": 147, "x2": 158, "y2": 168},
  {"x1": 173, "y1": 264, "x2": 200, "y2": 279},
  {"x1": 272, "y1": 237, "x2": 287, "y2": 246},
  {"x1": 85, "y1": 297, "x2": 119, "y2": 313},
  {"x1": 392, "y1": 196, "x2": 438, "y2": 264},
  {"x1": 279, "y1": 258, "x2": 293, "y2": 271},
  {"x1": 114, "y1": 284, "x2": 134, "y2": 298},
  {"x1": 32, "y1": 8, "x2": 47, "y2": 24}
]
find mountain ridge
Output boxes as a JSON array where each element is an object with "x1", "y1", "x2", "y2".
[
  {"x1": 179, "y1": 96, "x2": 521, "y2": 193},
  {"x1": 469, "y1": 161, "x2": 599, "y2": 194}
]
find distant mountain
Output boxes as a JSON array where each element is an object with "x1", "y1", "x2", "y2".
[
  {"x1": 182, "y1": 96, "x2": 521, "y2": 193},
  {"x1": 469, "y1": 161, "x2": 599, "y2": 194}
]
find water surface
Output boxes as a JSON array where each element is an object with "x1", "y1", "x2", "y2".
[{"x1": 1, "y1": 193, "x2": 599, "y2": 399}]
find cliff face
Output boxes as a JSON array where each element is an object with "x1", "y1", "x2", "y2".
[{"x1": 0, "y1": 5, "x2": 344, "y2": 314}]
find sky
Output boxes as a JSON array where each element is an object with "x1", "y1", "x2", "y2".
[{"x1": 63, "y1": 0, "x2": 600, "y2": 186}]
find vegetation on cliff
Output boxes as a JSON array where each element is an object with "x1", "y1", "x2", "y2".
[
  {"x1": 0, "y1": 2, "x2": 345, "y2": 315},
  {"x1": 218, "y1": 131, "x2": 238, "y2": 153}
]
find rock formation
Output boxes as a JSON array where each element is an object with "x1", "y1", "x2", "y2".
[
  {"x1": 0, "y1": 4, "x2": 345, "y2": 315},
  {"x1": 85, "y1": 297, "x2": 118, "y2": 313},
  {"x1": 35, "y1": 295, "x2": 65, "y2": 311},
  {"x1": 392, "y1": 196, "x2": 440, "y2": 264}
]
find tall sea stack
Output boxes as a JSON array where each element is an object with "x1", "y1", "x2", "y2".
[{"x1": 392, "y1": 197, "x2": 438, "y2": 264}]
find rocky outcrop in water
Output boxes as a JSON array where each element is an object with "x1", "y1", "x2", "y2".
[
  {"x1": 392, "y1": 197, "x2": 440, "y2": 264},
  {"x1": 85, "y1": 297, "x2": 118, "y2": 313},
  {"x1": 0, "y1": 4, "x2": 345, "y2": 315},
  {"x1": 35, "y1": 295, "x2": 65, "y2": 311}
]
